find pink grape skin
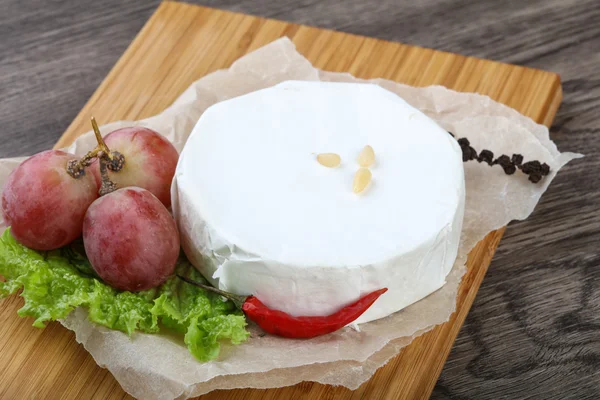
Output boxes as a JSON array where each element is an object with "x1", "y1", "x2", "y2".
[
  {"x1": 1, "y1": 150, "x2": 98, "y2": 250},
  {"x1": 90, "y1": 127, "x2": 179, "y2": 208},
  {"x1": 83, "y1": 187, "x2": 180, "y2": 291}
]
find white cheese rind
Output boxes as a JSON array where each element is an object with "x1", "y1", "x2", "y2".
[{"x1": 172, "y1": 81, "x2": 465, "y2": 323}]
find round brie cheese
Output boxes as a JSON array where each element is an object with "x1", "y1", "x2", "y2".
[{"x1": 172, "y1": 81, "x2": 465, "y2": 324}]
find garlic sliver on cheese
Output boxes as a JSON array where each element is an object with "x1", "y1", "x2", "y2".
[
  {"x1": 317, "y1": 153, "x2": 341, "y2": 168},
  {"x1": 357, "y1": 145, "x2": 375, "y2": 167}
]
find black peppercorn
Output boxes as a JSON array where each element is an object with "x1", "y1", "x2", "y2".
[{"x1": 448, "y1": 132, "x2": 550, "y2": 183}]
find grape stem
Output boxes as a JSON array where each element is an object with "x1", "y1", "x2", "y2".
[
  {"x1": 98, "y1": 156, "x2": 118, "y2": 196},
  {"x1": 66, "y1": 148, "x2": 102, "y2": 179},
  {"x1": 66, "y1": 117, "x2": 125, "y2": 197},
  {"x1": 90, "y1": 117, "x2": 113, "y2": 161}
]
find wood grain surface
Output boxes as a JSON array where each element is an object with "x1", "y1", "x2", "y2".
[{"x1": 0, "y1": 1, "x2": 597, "y2": 399}]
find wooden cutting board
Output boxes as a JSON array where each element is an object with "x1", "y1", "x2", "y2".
[{"x1": 0, "y1": 2, "x2": 562, "y2": 399}]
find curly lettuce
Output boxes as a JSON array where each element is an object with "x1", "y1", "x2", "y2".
[{"x1": 0, "y1": 228, "x2": 248, "y2": 361}]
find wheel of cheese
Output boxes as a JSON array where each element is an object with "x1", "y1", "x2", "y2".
[{"x1": 172, "y1": 81, "x2": 465, "y2": 324}]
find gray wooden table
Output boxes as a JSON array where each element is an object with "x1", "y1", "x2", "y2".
[{"x1": 1, "y1": 0, "x2": 598, "y2": 398}]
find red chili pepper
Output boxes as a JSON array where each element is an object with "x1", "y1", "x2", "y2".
[
  {"x1": 241, "y1": 288, "x2": 387, "y2": 338},
  {"x1": 177, "y1": 275, "x2": 387, "y2": 339}
]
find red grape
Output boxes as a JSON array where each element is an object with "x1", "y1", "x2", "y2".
[
  {"x1": 1, "y1": 150, "x2": 98, "y2": 250},
  {"x1": 83, "y1": 187, "x2": 179, "y2": 291},
  {"x1": 90, "y1": 127, "x2": 178, "y2": 207}
]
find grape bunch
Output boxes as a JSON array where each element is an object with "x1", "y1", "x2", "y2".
[{"x1": 1, "y1": 119, "x2": 180, "y2": 291}]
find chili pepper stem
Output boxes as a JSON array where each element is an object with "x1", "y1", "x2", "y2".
[{"x1": 177, "y1": 275, "x2": 246, "y2": 309}]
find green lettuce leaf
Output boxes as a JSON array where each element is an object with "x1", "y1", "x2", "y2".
[{"x1": 0, "y1": 228, "x2": 249, "y2": 361}]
